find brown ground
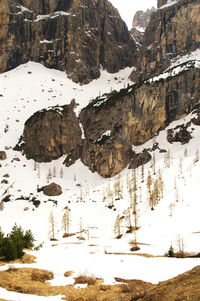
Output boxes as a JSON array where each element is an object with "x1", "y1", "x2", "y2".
[
  {"x1": 0, "y1": 253, "x2": 36, "y2": 266},
  {"x1": 0, "y1": 265, "x2": 200, "y2": 300},
  {"x1": 0, "y1": 267, "x2": 152, "y2": 301},
  {"x1": 140, "y1": 265, "x2": 200, "y2": 301}
]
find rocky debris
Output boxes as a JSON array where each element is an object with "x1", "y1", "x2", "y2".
[
  {"x1": 0, "y1": 0, "x2": 136, "y2": 84},
  {"x1": 167, "y1": 124, "x2": 192, "y2": 144},
  {"x1": 0, "y1": 151, "x2": 7, "y2": 160},
  {"x1": 43, "y1": 183, "x2": 62, "y2": 196},
  {"x1": 129, "y1": 150, "x2": 151, "y2": 169},
  {"x1": 130, "y1": 0, "x2": 200, "y2": 82},
  {"x1": 20, "y1": 104, "x2": 83, "y2": 163}
]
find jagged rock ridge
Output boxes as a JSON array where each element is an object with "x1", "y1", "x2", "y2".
[
  {"x1": 0, "y1": 0, "x2": 136, "y2": 84},
  {"x1": 130, "y1": 7, "x2": 156, "y2": 47}
]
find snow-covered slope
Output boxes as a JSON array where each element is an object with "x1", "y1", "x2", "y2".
[{"x1": 1, "y1": 62, "x2": 200, "y2": 300}]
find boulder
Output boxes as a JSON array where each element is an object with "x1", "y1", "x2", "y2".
[
  {"x1": 0, "y1": 151, "x2": 7, "y2": 160},
  {"x1": 43, "y1": 183, "x2": 62, "y2": 196}
]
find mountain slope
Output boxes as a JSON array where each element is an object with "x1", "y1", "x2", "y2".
[
  {"x1": 1, "y1": 63, "x2": 200, "y2": 301},
  {"x1": 0, "y1": 0, "x2": 136, "y2": 84}
]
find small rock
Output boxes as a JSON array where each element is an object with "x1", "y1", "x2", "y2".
[
  {"x1": 1, "y1": 179, "x2": 8, "y2": 184},
  {"x1": 0, "y1": 151, "x2": 7, "y2": 160},
  {"x1": 3, "y1": 174, "x2": 9, "y2": 178}
]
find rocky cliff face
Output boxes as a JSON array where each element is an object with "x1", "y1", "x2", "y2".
[
  {"x1": 132, "y1": 8, "x2": 156, "y2": 29},
  {"x1": 12, "y1": 0, "x2": 200, "y2": 178},
  {"x1": 130, "y1": 8, "x2": 156, "y2": 47},
  {"x1": 130, "y1": 0, "x2": 200, "y2": 82},
  {"x1": 0, "y1": 0, "x2": 136, "y2": 84},
  {"x1": 19, "y1": 103, "x2": 83, "y2": 164},
  {"x1": 19, "y1": 66, "x2": 200, "y2": 177},
  {"x1": 79, "y1": 67, "x2": 200, "y2": 177}
]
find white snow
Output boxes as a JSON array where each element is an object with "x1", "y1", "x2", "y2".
[
  {"x1": 159, "y1": 0, "x2": 179, "y2": 9},
  {"x1": 1, "y1": 60, "x2": 200, "y2": 300},
  {"x1": 147, "y1": 48, "x2": 200, "y2": 83},
  {"x1": 134, "y1": 26, "x2": 145, "y2": 33},
  {"x1": 34, "y1": 11, "x2": 71, "y2": 22}
]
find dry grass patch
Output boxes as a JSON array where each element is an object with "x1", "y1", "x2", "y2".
[
  {"x1": 31, "y1": 269, "x2": 54, "y2": 283},
  {"x1": 0, "y1": 268, "x2": 56, "y2": 295},
  {"x1": 105, "y1": 251, "x2": 155, "y2": 257},
  {"x1": 0, "y1": 253, "x2": 36, "y2": 266},
  {"x1": 1, "y1": 266, "x2": 200, "y2": 301},
  {"x1": 64, "y1": 270, "x2": 74, "y2": 277},
  {"x1": 0, "y1": 267, "x2": 153, "y2": 301},
  {"x1": 74, "y1": 274, "x2": 103, "y2": 286}
]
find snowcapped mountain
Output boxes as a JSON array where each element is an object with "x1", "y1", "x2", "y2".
[{"x1": 0, "y1": 0, "x2": 200, "y2": 300}]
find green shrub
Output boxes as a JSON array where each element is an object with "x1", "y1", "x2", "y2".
[{"x1": 0, "y1": 224, "x2": 35, "y2": 261}]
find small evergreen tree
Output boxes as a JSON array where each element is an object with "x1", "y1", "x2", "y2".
[
  {"x1": 0, "y1": 224, "x2": 35, "y2": 261},
  {"x1": 23, "y1": 230, "x2": 34, "y2": 248},
  {"x1": 2, "y1": 237, "x2": 18, "y2": 261},
  {"x1": 168, "y1": 245, "x2": 175, "y2": 257},
  {"x1": 9, "y1": 224, "x2": 24, "y2": 258}
]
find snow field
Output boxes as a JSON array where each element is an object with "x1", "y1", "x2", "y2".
[{"x1": 0, "y1": 62, "x2": 200, "y2": 300}]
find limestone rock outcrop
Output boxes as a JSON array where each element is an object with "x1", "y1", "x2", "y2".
[
  {"x1": 0, "y1": 0, "x2": 136, "y2": 84},
  {"x1": 20, "y1": 104, "x2": 82, "y2": 163},
  {"x1": 132, "y1": 8, "x2": 156, "y2": 29},
  {"x1": 18, "y1": 66, "x2": 200, "y2": 178},
  {"x1": 79, "y1": 67, "x2": 200, "y2": 177},
  {"x1": 130, "y1": 0, "x2": 200, "y2": 82},
  {"x1": 130, "y1": 8, "x2": 156, "y2": 47}
]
